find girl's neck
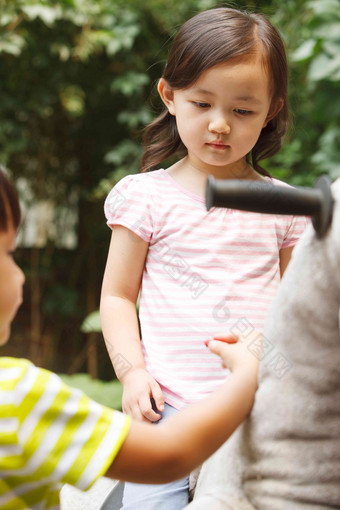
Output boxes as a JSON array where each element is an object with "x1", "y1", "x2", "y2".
[{"x1": 166, "y1": 157, "x2": 266, "y2": 199}]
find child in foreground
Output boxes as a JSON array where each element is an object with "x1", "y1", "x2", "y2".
[{"x1": 0, "y1": 168, "x2": 259, "y2": 510}]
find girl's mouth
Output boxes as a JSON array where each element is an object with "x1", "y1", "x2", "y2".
[{"x1": 207, "y1": 141, "x2": 229, "y2": 150}]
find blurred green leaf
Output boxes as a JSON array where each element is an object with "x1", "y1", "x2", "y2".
[
  {"x1": 59, "y1": 85, "x2": 85, "y2": 116},
  {"x1": 291, "y1": 38, "x2": 317, "y2": 62},
  {"x1": 0, "y1": 33, "x2": 26, "y2": 55},
  {"x1": 311, "y1": 127, "x2": 340, "y2": 179},
  {"x1": 81, "y1": 310, "x2": 101, "y2": 333},
  {"x1": 22, "y1": 5, "x2": 62, "y2": 25},
  {"x1": 117, "y1": 107, "x2": 153, "y2": 129},
  {"x1": 59, "y1": 373, "x2": 123, "y2": 409},
  {"x1": 104, "y1": 139, "x2": 142, "y2": 166},
  {"x1": 308, "y1": 53, "x2": 340, "y2": 81},
  {"x1": 111, "y1": 72, "x2": 150, "y2": 97},
  {"x1": 314, "y1": 22, "x2": 340, "y2": 40},
  {"x1": 307, "y1": 0, "x2": 340, "y2": 18}
]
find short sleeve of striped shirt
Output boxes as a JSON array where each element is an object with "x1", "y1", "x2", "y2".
[
  {"x1": 269, "y1": 178, "x2": 310, "y2": 249},
  {"x1": 281, "y1": 214, "x2": 309, "y2": 249},
  {"x1": 104, "y1": 173, "x2": 154, "y2": 242},
  {"x1": 0, "y1": 357, "x2": 131, "y2": 509}
]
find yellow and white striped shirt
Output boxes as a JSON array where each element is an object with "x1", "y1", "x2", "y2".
[{"x1": 0, "y1": 357, "x2": 131, "y2": 509}]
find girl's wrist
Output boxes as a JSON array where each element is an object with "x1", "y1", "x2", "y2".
[{"x1": 119, "y1": 364, "x2": 147, "y2": 384}]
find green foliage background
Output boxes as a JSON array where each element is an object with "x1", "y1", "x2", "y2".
[
  {"x1": 1, "y1": 0, "x2": 339, "y2": 386},
  {"x1": 60, "y1": 373, "x2": 123, "y2": 409}
]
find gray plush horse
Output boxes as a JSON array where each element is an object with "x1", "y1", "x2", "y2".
[{"x1": 186, "y1": 177, "x2": 340, "y2": 510}]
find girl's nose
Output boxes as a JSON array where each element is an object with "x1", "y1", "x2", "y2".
[{"x1": 208, "y1": 117, "x2": 231, "y2": 135}]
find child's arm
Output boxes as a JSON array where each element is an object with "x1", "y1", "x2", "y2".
[
  {"x1": 106, "y1": 332, "x2": 259, "y2": 483},
  {"x1": 100, "y1": 225, "x2": 164, "y2": 423}
]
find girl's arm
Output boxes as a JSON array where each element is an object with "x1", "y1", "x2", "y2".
[
  {"x1": 106, "y1": 333, "x2": 259, "y2": 483},
  {"x1": 100, "y1": 226, "x2": 164, "y2": 422},
  {"x1": 279, "y1": 246, "x2": 294, "y2": 277}
]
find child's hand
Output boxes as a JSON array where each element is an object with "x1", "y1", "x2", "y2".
[
  {"x1": 205, "y1": 330, "x2": 262, "y2": 384},
  {"x1": 121, "y1": 368, "x2": 165, "y2": 423}
]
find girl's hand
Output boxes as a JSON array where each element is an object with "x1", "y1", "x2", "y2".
[
  {"x1": 205, "y1": 330, "x2": 262, "y2": 385},
  {"x1": 121, "y1": 368, "x2": 165, "y2": 423}
]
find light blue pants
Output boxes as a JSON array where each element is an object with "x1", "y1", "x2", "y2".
[{"x1": 120, "y1": 402, "x2": 190, "y2": 510}]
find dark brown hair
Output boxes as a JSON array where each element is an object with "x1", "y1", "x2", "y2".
[
  {"x1": 0, "y1": 168, "x2": 21, "y2": 232},
  {"x1": 141, "y1": 7, "x2": 289, "y2": 175}
]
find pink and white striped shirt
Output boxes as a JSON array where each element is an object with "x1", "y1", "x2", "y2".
[{"x1": 104, "y1": 169, "x2": 307, "y2": 409}]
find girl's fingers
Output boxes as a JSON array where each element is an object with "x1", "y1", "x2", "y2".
[
  {"x1": 150, "y1": 381, "x2": 165, "y2": 412},
  {"x1": 207, "y1": 339, "x2": 226, "y2": 355},
  {"x1": 139, "y1": 394, "x2": 162, "y2": 422},
  {"x1": 204, "y1": 334, "x2": 238, "y2": 348},
  {"x1": 213, "y1": 333, "x2": 238, "y2": 343},
  {"x1": 127, "y1": 403, "x2": 144, "y2": 422}
]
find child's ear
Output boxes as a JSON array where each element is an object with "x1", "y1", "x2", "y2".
[
  {"x1": 158, "y1": 78, "x2": 176, "y2": 115},
  {"x1": 263, "y1": 97, "x2": 284, "y2": 127}
]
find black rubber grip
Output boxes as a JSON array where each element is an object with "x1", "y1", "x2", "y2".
[{"x1": 206, "y1": 175, "x2": 334, "y2": 237}]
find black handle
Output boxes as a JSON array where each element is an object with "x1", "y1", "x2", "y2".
[{"x1": 206, "y1": 175, "x2": 333, "y2": 237}]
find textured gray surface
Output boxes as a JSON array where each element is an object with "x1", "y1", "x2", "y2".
[{"x1": 60, "y1": 477, "x2": 123, "y2": 510}]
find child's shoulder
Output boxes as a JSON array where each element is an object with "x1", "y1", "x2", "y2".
[
  {"x1": 0, "y1": 356, "x2": 33, "y2": 372},
  {"x1": 0, "y1": 357, "x2": 57, "y2": 389},
  {"x1": 106, "y1": 169, "x2": 166, "y2": 202},
  {"x1": 0, "y1": 357, "x2": 36, "y2": 395},
  {"x1": 115, "y1": 169, "x2": 165, "y2": 187},
  {"x1": 267, "y1": 176, "x2": 292, "y2": 188}
]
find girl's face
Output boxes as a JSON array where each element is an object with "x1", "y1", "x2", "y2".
[
  {"x1": 159, "y1": 56, "x2": 281, "y2": 177},
  {"x1": 0, "y1": 224, "x2": 25, "y2": 345}
]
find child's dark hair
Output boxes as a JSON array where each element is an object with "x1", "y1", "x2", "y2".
[
  {"x1": 141, "y1": 7, "x2": 289, "y2": 175},
  {"x1": 0, "y1": 168, "x2": 21, "y2": 232}
]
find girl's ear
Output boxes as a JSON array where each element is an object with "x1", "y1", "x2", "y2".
[
  {"x1": 263, "y1": 97, "x2": 284, "y2": 127},
  {"x1": 158, "y1": 78, "x2": 176, "y2": 115}
]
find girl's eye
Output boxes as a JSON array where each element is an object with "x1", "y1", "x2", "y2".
[
  {"x1": 193, "y1": 102, "x2": 210, "y2": 109},
  {"x1": 235, "y1": 109, "x2": 251, "y2": 116}
]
